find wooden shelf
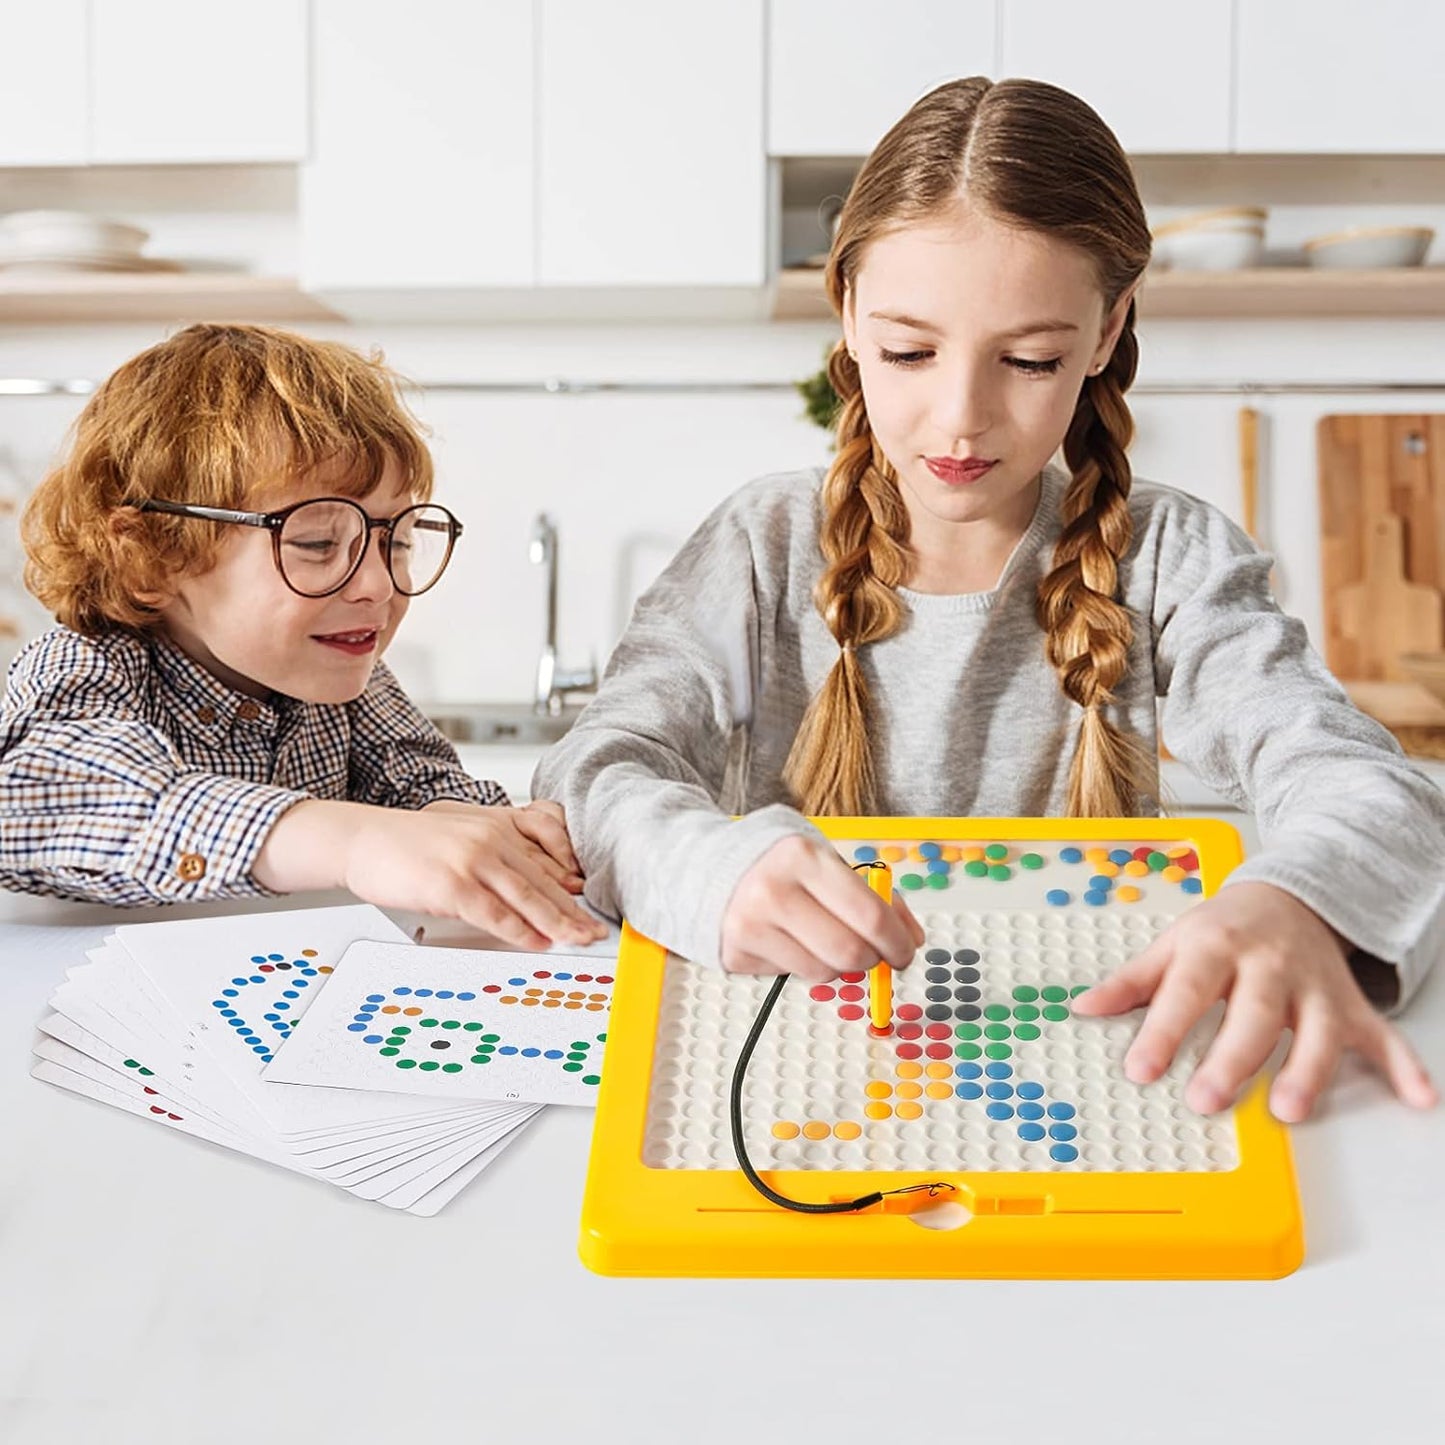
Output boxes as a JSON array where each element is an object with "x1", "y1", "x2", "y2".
[
  {"x1": 772, "y1": 265, "x2": 1445, "y2": 321},
  {"x1": 0, "y1": 272, "x2": 343, "y2": 324}
]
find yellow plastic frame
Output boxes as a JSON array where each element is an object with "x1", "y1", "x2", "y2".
[{"x1": 579, "y1": 818, "x2": 1304, "y2": 1279}]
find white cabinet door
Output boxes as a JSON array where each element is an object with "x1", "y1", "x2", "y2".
[
  {"x1": 539, "y1": 0, "x2": 765, "y2": 286},
  {"x1": 768, "y1": 0, "x2": 996, "y2": 156},
  {"x1": 0, "y1": 1, "x2": 88, "y2": 166},
  {"x1": 90, "y1": 0, "x2": 308, "y2": 163},
  {"x1": 1236, "y1": 0, "x2": 1445, "y2": 152},
  {"x1": 998, "y1": 0, "x2": 1233, "y2": 153},
  {"x1": 301, "y1": 0, "x2": 534, "y2": 290}
]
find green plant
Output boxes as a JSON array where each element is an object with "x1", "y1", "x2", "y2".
[{"x1": 794, "y1": 350, "x2": 840, "y2": 440}]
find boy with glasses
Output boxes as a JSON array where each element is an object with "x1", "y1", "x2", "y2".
[{"x1": 2, "y1": 323, "x2": 604, "y2": 951}]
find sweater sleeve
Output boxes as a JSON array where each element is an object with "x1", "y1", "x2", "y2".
[
  {"x1": 1151, "y1": 500, "x2": 1445, "y2": 1012},
  {"x1": 531, "y1": 499, "x2": 819, "y2": 965}
]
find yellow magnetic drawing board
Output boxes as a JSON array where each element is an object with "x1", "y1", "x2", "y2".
[{"x1": 579, "y1": 818, "x2": 1303, "y2": 1279}]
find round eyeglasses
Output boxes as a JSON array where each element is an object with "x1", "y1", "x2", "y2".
[{"x1": 130, "y1": 496, "x2": 464, "y2": 599}]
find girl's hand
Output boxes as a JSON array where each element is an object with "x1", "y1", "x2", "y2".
[
  {"x1": 720, "y1": 835, "x2": 923, "y2": 985},
  {"x1": 1073, "y1": 880, "x2": 1438, "y2": 1121}
]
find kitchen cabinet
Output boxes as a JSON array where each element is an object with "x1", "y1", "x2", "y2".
[
  {"x1": 538, "y1": 0, "x2": 766, "y2": 287},
  {"x1": 301, "y1": 0, "x2": 535, "y2": 292},
  {"x1": 1236, "y1": 0, "x2": 1445, "y2": 153},
  {"x1": 0, "y1": 1, "x2": 88, "y2": 166},
  {"x1": 767, "y1": 0, "x2": 995, "y2": 156},
  {"x1": 90, "y1": 0, "x2": 308, "y2": 163},
  {"x1": 997, "y1": 0, "x2": 1233, "y2": 153}
]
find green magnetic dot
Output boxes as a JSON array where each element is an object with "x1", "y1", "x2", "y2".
[
  {"x1": 390, "y1": 1026, "x2": 410, "y2": 1035},
  {"x1": 464, "y1": 1021, "x2": 483, "y2": 1031},
  {"x1": 955, "y1": 1043, "x2": 983, "y2": 1060},
  {"x1": 596, "y1": 1033, "x2": 607, "y2": 1043},
  {"x1": 566, "y1": 1051, "x2": 588, "y2": 1061},
  {"x1": 1041, "y1": 986, "x2": 1069, "y2": 1003},
  {"x1": 442, "y1": 1019, "x2": 461, "y2": 1029},
  {"x1": 1147, "y1": 851, "x2": 1169, "y2": 871},
  {"x1": 1012, "y1": 1004, "x2": 1040, "y2": 1021},
  {"x1": 471, "y1": 1055, "x2": 491, "y2": 1064},
  {"x1": 925, "y1": 872, "x2": 950, "y2": 889},
  {"x1": 442, "y1": 1063, "x2": 462, "y2": 1073},
  {"x1": 420, "y1": 1060, "x2": 440, "y2": 1071},
  {"x1": 563, "y1": 1062, "x2": 584, "y2": 1072},
  {"x1": 477, "y1": 1043, "x2": 496, "y2": 1054},
  {"x1": 955, "y1": 1023, "x2": 982, "y2": 1040},
  {"x1": 396, "y1": 1058, "x2": 417, "y2": 1069},
  {"x1": 481, "y1": 1034, "x2": 500, "y2": 1043},
  {"x1": 123, "y1": 1059, "x2": 140, "y2": 1069},
  {"x1": 989, "y1": 865, "x2": 1011, "y2": 882},
  {"x1": 420, "y1": 1018, "x2": 438, "y2": 1028},
  {"x1": 1013, "y1": 1023, "x2": 1041, "y2": 1041},
  {"x1": 984, "y1": 844, "x2": 1008, "y2": 860},
  {"x1": 570, "y1": 1041, "x2": 590, "y2": 1050},
  {"x1": 984, "y1": 1043, "x2": 1012, "y2": 1060},
  {"x1": 1012, "y1": 986, "x2": 1039, "y2": 1003},
  {"x1": 984, "y1": 1023, "x2": 1011, "y2": 1040},
  {"x1": 1020, "y1": 853, "x2": 1044, "y2": 870},
  {"x1": 139, "y1": 1066, "x2": 154, "y2": 1076},
  {"x1": 1042, "y1": 1005, "x2": 1070, "y2": 1022},
  {"x1": 1070, "y1": 984, "x2": 1090, "y2": 997},
  {"x1": 964, "y1": 860, "x2": 989, "y2": 877},
  {"x1": 582, "y1": 1075, "x2": 601, "y2": 1086},
  {"x1": 983, "y1": 1004, "x2": 1011, "y2": 1021},
  {"x1": 898, "y1": 873, "x2": 924, "y2": 890},
  {"x1": 379, "y1": 1047, "x2": 400, "y2": 1057}
]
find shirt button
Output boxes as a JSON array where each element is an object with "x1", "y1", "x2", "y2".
[
  {"x1": 195, "y1": 705, "x2": 216, "y2": 725},
  {"x1": 177, "y1": 852, "x2": 207, "y2": 882},
  {"x1": 236, "y1": 700, "x2": 262, "y2": 722}
]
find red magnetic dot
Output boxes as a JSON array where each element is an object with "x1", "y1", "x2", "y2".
[
  {"x1": 896, "y1": 1023, "x2": 923, "y2": 1040},
  {"x1": 143, "y1": 1086, "x2": 157, "y2": 1095},
  {"x1": 925, "y1": 1023, "x2": 952, "y2": 1040},
  {"x1": 149, "y1": 1106, "x2": 165, "y2": 1115},
  {"x1": 482, "y1": 984, "x2": 502, "y2": 994},
  {"x1": 924, "y1": 1043, "x2": 953, "y2": 1060},
  {"x1": 895, "y1": 1043, "x2": 923, "y2": 1060},
  {"x1": 595, "y1": 976, "x2": 614, "y2": 985},
  {"x1": 839, "y1": 972, "x2": 866, "y2": 984},
  {"x1": 838, "y1": 985, "x2": 865, "y2": 1002},
  {"x1": 167, "y1": 1113, "x2": 181, "y2": 1120},
  {"x1": 1179, "y1": 851, "x2": 1200, "y2": 872},
  {"x1": 838, "y1": 1004, "x2": 865, "y2": 1021},
  {"x1": 868, "y1": 1023, "x2": 894, "y2": 1038},
  {"x1": 533, "y1": 971, "x2": 552, "y2": 979},
  {"x1": 258, "y1": 964, "x2": 274, "y2": 972},
  {"x1": 575, "y1": 974, "x2": 593, "y2": 983},
  {"x1": 1132, "y1": 846, "x2": 1153, "y2": 861},
  {"x1": 809, "y1": 985, "x2": 837, "y2": 1002},
  {"x1": 896, "y1": 1004, "x2": 923, "y2": 1021}
]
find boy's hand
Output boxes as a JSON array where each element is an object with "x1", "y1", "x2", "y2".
[
  {"x1": 720, "y1": 835, "x2": 923, "y2": 985},
  {"x1": 1073, "y1": 880, "x2": 1438, "y2": 1121},
  {"x1": 424, "y1": 798, "x2": 585, "y2": 894}
]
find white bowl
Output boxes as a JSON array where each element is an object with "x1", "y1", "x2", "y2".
[
  {"x1": 0, "y1": 209, "x2": 148, "y2": 257},
  {"x1": 1150, "y1": 205, "x2": 1268, "y2": 241},
  {"x1": 1160, "y1": 224, "x2": 1265, "y2": 271},
  {"x1": 1302, "y1": 225, "x2": 1434, "y2": 268}
]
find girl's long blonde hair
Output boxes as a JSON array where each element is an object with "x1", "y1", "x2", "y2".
[{"x1": 784, "y1": 77, "x2": 1154, "y2": 819}]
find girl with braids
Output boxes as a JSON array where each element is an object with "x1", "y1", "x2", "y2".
[{"x1": 536, "y1": 77, "x2": 1442, "y2": 1122}]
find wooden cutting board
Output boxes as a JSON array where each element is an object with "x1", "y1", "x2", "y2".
[
  {"x1": 1336, "y1": 514, "x2": 1443, "y2": 679},
  {"x1": 1318, "y1": 413, "x2": 1445, "y2": 679}
]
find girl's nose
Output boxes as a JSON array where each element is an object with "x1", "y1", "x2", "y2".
[{"x1": 931, "y1": 361, "x2": 993, "y2": 443}]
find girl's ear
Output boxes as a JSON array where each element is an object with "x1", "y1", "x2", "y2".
[
  {"x1": 841, "y1": 287, "x2": 859, "y2": 360},
  {"x1": 1089, "y1": 282, "x2": 1140, "y2": 374}
]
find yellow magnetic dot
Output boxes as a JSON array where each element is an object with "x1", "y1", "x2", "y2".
[
  {"x1": 895, "y1": 1102, "x2": 924, "y2": 1120},
  {"x1": 772, "y1": 1121, "x2": 800, "y2": 1140},
  {"x1": 1085, "y1": 848, "x2": 1109, "y2": 865},
  {"x1": 865, "y1": 1081, "x2": 892, "y2": 1099},
  {"x1": 895, "y1": 1061, "x2": 923, "y2": 1080},
  {"x1": 1123, "y1": 859, "x2": 1149, "y2": 877},
  {"x1": 881, "y1": 845, "x2": 906, "y2": 862},
  {"x1": 834, "y1": 1121, "x2": 862, "y2": 1141},
  {"x1": 1096, "y1": 860, "x2": 1120, "y2": 878},
  {"x1": 961, "y1": 846, "x2": 986, "y2": 862},
  {"x1": 1162, "y1": 865, "x2": 1186, "y2": 883},
  {"x1": 940, "y1": 846, "x2": 961, "y2": 863},
  {"x1": 1167, "y1": 845, "x2": 1193, "y2": 859},
  {"x1": 924, "y1": 1062, "x2": 953, "y2": 1080},
  {"x1": 925, "y1": 1082, "x2": 954, "y2": 1100},
  {"x1": 802, "y1": 1121, "x2": 831, "y2": 1141},
  {"x1": 1116, "y1": 885, "x2": 1143, "y2": 903},
  {"x1": 865, "y1": 1102, "x2": 892, "y2": 1120},
  {"x1": 909, "y1": 845, "x2": 928, "y2": 862},
  {"x1": 895, "y1": 1081, "x2": 923, "y2": 1100}
]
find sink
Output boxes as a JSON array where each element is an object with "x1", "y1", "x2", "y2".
[{"x1": 425, "y1": 701, "x2": 588, "y2": 747}]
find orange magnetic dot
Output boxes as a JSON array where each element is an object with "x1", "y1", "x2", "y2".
[
  {"x1": 403, "y1": 1007, "x2": 422, "y2": 1016},
  {"x1": 381, "y1": 1005, "x2": 400, "y2": 1015},
  {"x1": 542, "y1": 999, "x2": 560, "y2": 1007},
  {"x1": 521, "y1": 997, "x2": 540, "y2": 1006},
  {"x1": 802, "y1": 1121, "x2": 831, "y2": 1141},
  {"x1": 880, "y1": 845, "x2": 906, "y2": 863},
  {"x1": 1123, "y1": 859, "x2": 1150, "y2": 877},
  {"x1": 895, "y1": 1061, "x2": 923, "y2": 1080},
  {"x1": 834, "y1": 1121, "x2": 862, "y2": 1141},
  {"x1": 961, "y1": 846, "x2": 985, "y2": 862},
  {"x1": 895, "y1": 1102, "x2": 924, "y2": 1120},
  {"x1": 318, "y1": 965, "x2": 333, "y2": 974},
  {"x1": 925, "y1": 1082, "x2": 954, "y2": 1100},
  {"x1": 301, "y1": 949, "x2": 318, "y2": 958},
  {"x1": 500, "y1": 996, "x2": 519, "y2": 1005},
  {"x1": 588, "y1": 994, "x2": 607, "y2": 1002},
  {"x1": 1116, "y1": 885, "x2": 1143, "y2": 903},
  {"x1": 940, "y1": 845, "x2": 961, "y2": 863},
  {"x1": 771, "y1": 1121, "x2": 800, "y2": 1140},
  {"x1": 545, "y1": 989, "x2": 564, "y2": 999},
  {"x1": 585, "y1": 1003, "x2": 604, "y2": 1011},
  {"x1": 567, "y1": 991, "x2": 586, "y2": 1000},
  {"x1": 865, "y1": 1081, "x2": 892, "y2": 1099},
  {"x1": 1096, "y1": 860, "x2": 1121, "y2": 878},
  {"x1": 564, "y1": 1001, "x2": 582, "y2": 1009},
  {"x1": 524, "y1": 988, "x2": 543, "y2": 997},
  {"x1": 864, "y1": 1102, "x2": 892, "y2": 1120},
  {"x1": 895, "y1": 1081, "x2": 923, "y2": 1100},
  {"x1": 1162, "y1": 865, "x2": 1186, "y2": 883}
]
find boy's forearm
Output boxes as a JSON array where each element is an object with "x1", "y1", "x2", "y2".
[{"x1": 254, "y1": 799, "x2": 366, "y2": 894}]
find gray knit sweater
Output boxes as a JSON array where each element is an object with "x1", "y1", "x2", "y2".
[{"x1": 533, "y1": 464, "x2": 1444, "y2": 1010}]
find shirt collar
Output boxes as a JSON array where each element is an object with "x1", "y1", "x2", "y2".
[{"x1": 148, "y1": 631, "x2": 292, "y2": 737}]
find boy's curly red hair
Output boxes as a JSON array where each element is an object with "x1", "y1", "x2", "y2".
[{"x1": 22, "y1": 322, "x2": 435, "y2": 635}]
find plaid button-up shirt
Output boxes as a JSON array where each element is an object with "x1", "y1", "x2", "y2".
[{"x1": 0, "y1": 626, "x2": 506, "y2": 906}]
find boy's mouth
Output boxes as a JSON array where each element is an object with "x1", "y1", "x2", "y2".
[{"x1": 313, "y1": 628, "x2": 380, "y2": 656}]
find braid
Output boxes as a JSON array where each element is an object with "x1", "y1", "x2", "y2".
[
  {"x1": 783, "y1": 340, "x2": 911, "y2": 815},
  {"x1": 1036, "y1": 304, "x2": 1155, "y2": 816}
]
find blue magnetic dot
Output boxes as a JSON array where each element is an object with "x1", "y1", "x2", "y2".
[
  {"x1": 359, "y1": 1003, "x2": 378, "y2": 1013},
  {"x1": 272, "y1": 1023, "x2": 287, "y2": 1032},
  {"x1": 294, "y1": 978, "x2": 309, "y2": 988},
  {"x1": 282, "y1": 990, "x2": 299, "y2": 999},
  {"x1": 347, "y1": 1024, "x2": 367, "y2": 1032},
  {"x1": 225, "y1": 1018, "x2": 242, "y2": 1028},
  {"x1": 394, "y1": 987, "x2": 412, "y2": 996},
  {"x1": 1018, "y1": 1081, "x2": 1044, "y2": 1100},
  {"x1": 499, "y1": 1046, "x2": 519, "y2": 1056},
  {"x1": 431, "y1": 990, "x2": 451, "y2": 999},
  {"x1": 926, "y1": 859, "x2": 950, "y2": 875},
  {"x1": 1018, "y1": 1123, "x2": 1047, "y2": 1142},
  {"x1": 230, "y1": 978, "x2": 248, "y2": 987},
  {"x1": 457, "y1": 992, "x2": 476, "y2": 1001},
  {"x1": 351, "y1": 1015, "x2": 371, "y2": 1024},
  {"x1": 1018, "y1": 1102, "x2": 1045, "y2": 1121},
  {"x1": 249, "y1": 975, "x2": 265, "y2": 984},
  {"x1": 1109, "y1": 849, "x2": 1133, "y2": 866},
  {"x1": 237, "y1": 1029, "x2": 254, "y2": 1039},
  {"x1": 508, "y1": 978, "x2": 526, "y2": 987},
  {"x1": 543, "y1": 1050, "x2": 563, "y2": 1059},
  {"x1": 1050, "y1": 1143, "x2": 1079, "y2": 1163},
  {"x1": 1088, "y1": 875, "x2": 1114, "y2": 891},
  {"x1": 414, "y1": 988, "x2": 433, "y2": 998},
  {"x1": 252, "y1": 1045, "x2": 269, "y2": 1055},
  {"x1": 267, "y1": 954, "x2": 283, "y2": 962},
  {"x1": 273, "y1": 1002, "x2": 289, "y2": 1011},
  {"x1": 985, "y1": 1062, "x2": 1012, "y2": 1079},
  {"x1": 210, "y1": 1000, "x2": 228, "y2": 1009},
  {"x1": 1047, "y1": 1102, "x2": 1076, "y2": 1120},
  {"x1": 1060, "y1": 847, "x2": 1082, "y2": 864},
  {"x1": 521, "y1": 1047, "x2": 541, "y2": 1058},
  {"x1": 1182, "y1": 877, "x2": 1203, "y2": 894},
  {"x1": 1084, "y1": 891, "x2": 1109, "y2": 906},
  {"x1": 918, "y1": 842, "x2": 941, "y2": 860},
  {"x1": 263, "y1": 1012, "x2": 280, "y2": 1021},
  {"x1": 553, "y1": 974, "x2": 572, "y2": 982},
  {"x1": 364, "y1": 1034, "x2": 383, "y2": 1044},
  {"x1": 299, "y1": 968, "x2": 317, "y2": 976},
  {"x1": 218, "y1": 1008, "x2": 236, "y2": 1018},
  {"x1": 222, "y1": 988, "x2": 239, "y2": 997},
  {"x1": 250, "y1": 956, "x2": 267, "y2": 964},
  {"x1": 1045, "y1": 889, "x2": 1072, "y2": 906},
  {"x1": 366, "y1": 995, "x2": 385, "y2": 1003},
  {"x1": 955, "y1": 1082, "x2": 983, "y2": 1100},
  {"x1": 853, "y1": 846, "x2": 878, "y2": 863},
  {"x1": 1049, "y1": 1123, "x2": 1078, "y2": 1141},
  {"x1": 955, "y1": 1062, "x2": 982, "y2": 1080},
  {"x1": 986, "y1": 1103, "x2": 1015, "y2": 1120},
  {"x1": 986, "y1": 1082, "x2": 1014, "y2": 1099}
]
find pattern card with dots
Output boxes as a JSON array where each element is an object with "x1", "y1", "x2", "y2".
[
  {"x1": 264, "y1": 941, "x2": 614, "y2": 1106},
  {"x1": 580, "y1": 818, "x2": 1303, "y2": 1280}
]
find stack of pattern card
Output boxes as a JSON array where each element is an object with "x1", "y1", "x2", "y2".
[{"x1": 30, "y1": 904, "x2": 615, "y2": 1216}]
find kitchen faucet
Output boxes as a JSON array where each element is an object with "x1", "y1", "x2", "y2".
[{"x1": 529, "y1": 512, "x2": 597, "y2": 716}]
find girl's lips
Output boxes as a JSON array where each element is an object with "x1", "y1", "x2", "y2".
[
  {"x1": 925, "y1": 456, "x2": 997, "y2": 485},
  {"x1": 314, "y1": 629, "x2": 379, "y2": 656}
]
